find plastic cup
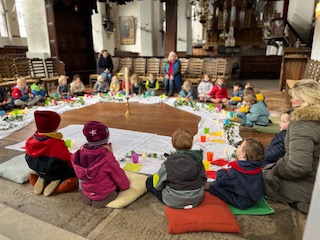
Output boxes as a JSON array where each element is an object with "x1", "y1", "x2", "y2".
[
  {"x1": 229, "y1": 112, "x2": 234, "y2": 118},
  {"x1": 0, "y1": 110, "x2": 5, "y2": 116},
  {"x1": 207, "y1": 152, "x2": 214, "y2": 162},
  {"x1": 64, "y1": 140, "x2": 71, "y2": 147},
  {"x1": 200, "y1": 135, "x2": 206, "y2": 142},
  {"x1": 204, "y1": 127, "x2": 210, "y2": 134},
  {"x1": 225, "y1": 119, "x2": 230, "y2": 125},
  {"x1": 132, "y1": 153, "x2": 139, "y2": 163},
  {"x1": 202, "y1": 160, "x2": 210, "y2": 171}
]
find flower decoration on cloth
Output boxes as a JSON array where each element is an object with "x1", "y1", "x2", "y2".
[{"x1": 83, "y1": 121, "x2": 110, "y2": 146}]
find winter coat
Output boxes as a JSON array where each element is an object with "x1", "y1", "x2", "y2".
[
  {"x1": 263, "y1": 105, "x2": 320, "y2": 204},
  {"x1": 71, "y1": 146, "x2": 130, "y2": 201},
  {"x1": 265, "y1": 130, "x2": 286, "y2": 163},
  {"x1": 209, "y1": 84, "x2": 228, "y2": 99},
  {"x1": 246, "y1": 101, "x2": 270, "y2": 126},
  {"x1": 70, "y1": 81, "x2": 85, "y2": 94},
  {"x1": 25, "y1": 133, "x2": 75, "y2": 182},
  {"x1": 197, "y1": 81, "x2": 213, "y2": 97},
  {"x1": 11, "y1": 84, "x2": 31, "y2": 101},
  {"x1": 209, "y1": 161, "x2": 264, "y2": 209},
  {"x1": 97, "y1": 56, "x2": 113, "y2": 75},
  {"x1": 152, "y1": 150, "x2": 207, "y2": 208},
  {"x1": 94, "y1": 81, "x2": 109, "y2": 92}
]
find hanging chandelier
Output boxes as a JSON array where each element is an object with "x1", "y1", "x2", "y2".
[{"x1": 191, "y1": 0, "x2": 217, "y2": 24}]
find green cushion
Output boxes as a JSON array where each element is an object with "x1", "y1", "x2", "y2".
[
  {"x1": 252, "y1": 116, "x2": 281, "y2": 134},
  {"x1": 229, "y1": 198, "x2": 275, "y2": 215}
]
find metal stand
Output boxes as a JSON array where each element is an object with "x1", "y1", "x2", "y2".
[{"x1": 125, "y1": 96, "x2": 131, "y2": 117}]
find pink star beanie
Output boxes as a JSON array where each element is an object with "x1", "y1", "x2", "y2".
[{"x1": 83, "y1": 121, "x2": 110, "y2": 146}]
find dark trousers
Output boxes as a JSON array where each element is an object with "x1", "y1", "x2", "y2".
[{"x1": 146, "y1": 176, "x2": 163, "y2": 202}]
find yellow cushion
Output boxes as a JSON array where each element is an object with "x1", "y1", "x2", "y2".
[{"x1": 106, "y1": 171, "x2": 148, "y2": 208}]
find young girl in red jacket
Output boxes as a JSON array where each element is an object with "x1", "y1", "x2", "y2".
[
  {"x1": 26, "y1": 111, "x2": 78, "y2": 196},
  {"x1": 209, "y1": 78, "x2": 228, "y2": 104},
  {"x1": 71, "y1": 121, "x2": 130, "y2": 208}
]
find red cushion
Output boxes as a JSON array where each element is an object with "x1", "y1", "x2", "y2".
[
  {"x1": 206, "y1": 170, "x2": 216, "y2": 179},
  {"x1": 164, "y1": 192, "x2": 241, "y2": 234}
]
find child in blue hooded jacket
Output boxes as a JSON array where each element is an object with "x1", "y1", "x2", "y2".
[{"x1": 209, "y1": 138, "x2": 265, "y2": 209}]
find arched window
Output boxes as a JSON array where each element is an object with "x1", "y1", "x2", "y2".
[
  {"x1": 15, "y1": 0, "x2": 26, "y2": 37},
  {"x1": 0, "y1": 0, "x2": 8, "y2": 37}
]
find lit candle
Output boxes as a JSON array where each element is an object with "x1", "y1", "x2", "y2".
[
  {"x1": 125, "y1": 67, "x2": 129, "y2": 97},
  {"x1": 142, "y1": 151, "x2": 147, "y2": 162},
  {"x1": 223, "y1": 147, "x2": 228, "y2": 158}
]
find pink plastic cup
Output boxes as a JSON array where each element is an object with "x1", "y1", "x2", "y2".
[{"x1": 132, "y1": 153, "x2": 139, "y2": 163}]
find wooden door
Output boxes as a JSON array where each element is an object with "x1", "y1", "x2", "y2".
[{"x1": 45, "y1": 0, "x2": 96, "y2": 84}]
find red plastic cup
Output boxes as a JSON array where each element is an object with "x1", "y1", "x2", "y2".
[
  {"x1": 207, "y1": 152, "x2": 214, "y2": 162},
  {"x1": 200, "y1": 135, "x2": 206, "y2": 142}
]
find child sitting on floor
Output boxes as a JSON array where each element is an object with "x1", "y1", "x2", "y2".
[
  {"x1": 264, "y1": 111, "x2": 290, "y2": 164},
  {"x1": 179, "y1": 80, "x2": 196, "y2": 99},
  {"x1": 0, "y1": 86, "x2": 12, "y2": 111},
  {"x1": 237, "y1": 94, "x2": 270, "y2": 127},
  {"x1": 11, "y1": 78, "x2": 41, "y2": 107},
  {"x1": 237, "y1": 93, "x2": 270, "y2": 127},
  {"x1": 209, "y1": 138, "x2": 265, "y2": 209},
  {"x1": 109, "y1": 75, "x2": 121, "y2": 95},
  {"x1": 70, "y1": 74, "x2": 85, "y2": 96},
  {"x1": 197, "y1": 73, "x2": 213, "y2": 102},
  {"x1": 228, "y1": 81, "x2": 243, "y2": 106},
  {"x1": 121, "y1": 76, "x2": 131, "y2": 94},
  {"x1": 31, "y1": 79, "x2": 47, "y2": 100},
  {"x1": 146, "y1": 128, "x2": 207, "y2": 209},
  {"x1": 209, "y1": 78, "x2": 228, "y2": 104},
  {"x1": 130, "y1": 73, "x2": 143, "y2": 95},
  {"x1": 94, "y1": 75, "x2": 109, "y2": 94},
  {"x1": 26, "y1": 110, "x2": 78, "y2": 196},
  {"x1": 145, "y1": 73, "x2": 159, "y2": 96},
  {"x1": 71, "y1": 121, "x2": 130, "y2": 208},
  {"x1": 245, "y1": 82, "x2": 264, "y2": 102},
  {"x1": 57, "y1": 75, "x2": 71, "y2": 98}
]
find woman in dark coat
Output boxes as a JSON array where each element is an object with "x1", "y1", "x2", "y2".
[{"x1": 97, "y1": 49, "x2": 113, "y2": 85}]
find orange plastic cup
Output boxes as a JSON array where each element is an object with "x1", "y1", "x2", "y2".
[
  {"x1": 200, "y1": 135, "x2": 206, "y2": 142},
  {"x1": 207, "y1": 152, "x2": 214, "y2": 162}
]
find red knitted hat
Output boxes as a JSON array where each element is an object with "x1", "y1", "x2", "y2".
[
  {"x1": 83, "y1": 121, "x2": 110, "y2": 145},
  {"x1": 34, "y1": 110, "x2": 61, "y2": 133}
]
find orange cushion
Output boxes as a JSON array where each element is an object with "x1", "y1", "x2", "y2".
[{"x1": 164, "y1": 192, "x2": 241, "y2": 234}]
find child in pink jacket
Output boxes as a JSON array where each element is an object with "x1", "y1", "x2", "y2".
[{"x1": 71, "y1": 121, "x2": 130, "y2": 208}]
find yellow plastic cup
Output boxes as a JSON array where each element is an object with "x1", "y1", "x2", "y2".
[{"x1": 202, "y1": 160, "x2": 210, "y2": 171}]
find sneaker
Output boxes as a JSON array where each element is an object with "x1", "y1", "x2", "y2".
[
  {"x1": 43, "y1": 180, "x2": 61, "y2": 197},
  {"x1": 240, "y1": 125, "x2": 255, "y2": 132},
  {"x1": 289, "y1": 201, "x2": 310, "y2": 214},
  {"x1": 33, "y1": 177, "x2": 45, "y2": 195}
]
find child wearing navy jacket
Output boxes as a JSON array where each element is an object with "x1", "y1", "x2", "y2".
[
  {"x1": 209, "y1": 138, "x2": 265, "y2": 209},
  {"x1": 264, "y1": 111, "x2": 290, "y2": 164}
]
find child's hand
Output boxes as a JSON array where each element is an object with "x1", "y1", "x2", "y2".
[{"x1": 28, "y1": 93, "x2": 33, "y2": 98}]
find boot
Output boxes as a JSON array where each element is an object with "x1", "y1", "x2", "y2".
[
  {"x1": 29, "y1": 174, "x2": 38, "y2": 186},
  {"x1": 33, "y1": 177, "x2": 45, "y2": 195},
  {"x1": 43, "y1": 180, "x2": 61, "y2": 197},
  {"x1": 54, "y1": 177, "x2": 78, "y2": 193}
]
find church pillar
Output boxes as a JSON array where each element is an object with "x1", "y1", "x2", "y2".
[{"x1": 165, "y1": 0, "x2": 178, "y2": 55}]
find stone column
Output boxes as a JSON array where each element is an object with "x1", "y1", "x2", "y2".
[{"x1": 22, "y1": 0, "x2": 50, "y2": 58}]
